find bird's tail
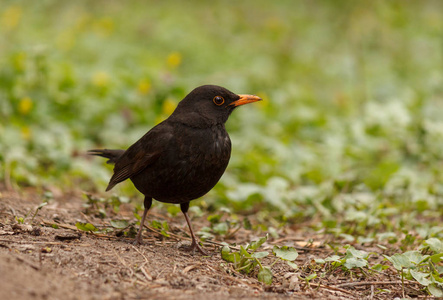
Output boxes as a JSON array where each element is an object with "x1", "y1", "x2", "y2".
[{"x1": 88, "y1": 149, "x2": 125, "y2": 164}]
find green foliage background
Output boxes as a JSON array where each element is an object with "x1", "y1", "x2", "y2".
[{"x1": 1, "y1": 1, "x2": 442, "y2": 236}]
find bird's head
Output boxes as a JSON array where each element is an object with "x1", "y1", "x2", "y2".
[{"x1": 171, "y1": 85, "x2": 262, "y2": 126}]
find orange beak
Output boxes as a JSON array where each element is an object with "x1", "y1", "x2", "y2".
[{"x1": 230, "y1": 94, "x2": 262, "y2": 107}]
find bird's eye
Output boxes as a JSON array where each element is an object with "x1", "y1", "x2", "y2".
[{"x1": 213, "y1": 96, "x2": 225, "y2": 106}]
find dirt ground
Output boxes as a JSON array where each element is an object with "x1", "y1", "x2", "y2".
[{"x1": 0, "y1": 188, "x2": 425, "y2": 300}]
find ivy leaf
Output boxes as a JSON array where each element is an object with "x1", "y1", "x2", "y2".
[
  {"x1": 273, "y1": 245, "x2": 299, "y2": 261},
  {"x1": 428, "y1": 284, "x2": 443, "y2": 297},
  {"x1": 429, "y1": 252, "x2": 443, "y2": 263},
  {"x1": 76, "y1": 222, "x2": 97, "y2": 232},
  {"x1": 371, "y1": 264, "x2": 389, "y2": 272},
  {"x1": 305, "y1": 273, "x2": 317, "y2": 281},
  {"x1": 221, "y1": 246, "x2": 234, "y2": 262},
  {"x1": 37, "y1": 202, "x2": 48, "y2": 210},
  {"x1": 403, "y1": 251, "x2": 428, "y2": 265},
  {"x1": 221, "y1": 246, "x2": 241, "y2": 265},
  {"x1": 110, "y1": 220, "x2": 129, "y2": 229},
  {"x1": 344, "y1": 257, "x2": 367, "y2": 269},
  {"x1": 325, "y1": 255, "x2": 341, "y2": 262},
  {"x1": 345, "y1": 245, "x2": 368, "y2": 259},
  {"x1": 207, "y1": 214, "x2": 222, "y2": 224},
  {"x1": 252, "y1": 251, "x2": 269, "y2": 259},
  {"x1": 248, "y1": 234, "x2": 268, "y2": 251},
  {"x1": 133, "y1": 211, "x2": 141, "y2": 221},
  {"x1": 384, "y1": 253, "x2": 412, "y2": 270},
  {"x1": 240, "y1": 245, "x2": 252, "y2": 258},
  {"x1": 423, "y1": 238, "x2": 443, "y2": 253},
  {"x1": 257, "y1": 267, "x2": 273, "y2": 285},
  {"x1": 410, "y1": 270, "x2": 432, "y2": 286},
  {"x1": 213, "y1": 222, "x2": 228, "y2": 235}
]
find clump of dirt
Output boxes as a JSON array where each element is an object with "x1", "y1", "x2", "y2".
[{"x1": 0, "y1": 188, "x2": 421, "y2": 299}]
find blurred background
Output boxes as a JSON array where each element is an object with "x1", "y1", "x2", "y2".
[{"x1": 1, "y1": 1, "x2": 442, "y2": 234}]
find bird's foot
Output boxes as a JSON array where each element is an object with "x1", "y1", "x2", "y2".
[
  {"x1": 183, "y1": 241, "x2": 209, "y2": 255},
  {"x1": 133, "y1": 236, "x2": 144, "y2": 246}
]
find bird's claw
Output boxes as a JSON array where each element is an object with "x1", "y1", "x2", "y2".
[
  {"x1": 183, "y1": 241, "x2": 209, "y2": 256},
  {"x1": 133, "y1": 236, "x2": 144, "y2": 246}
]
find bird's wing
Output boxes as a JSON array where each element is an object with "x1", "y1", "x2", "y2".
[{"x1": 106, "y1": 123, "x2": 173, "y2": 191}]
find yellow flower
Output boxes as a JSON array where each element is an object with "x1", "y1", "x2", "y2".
[
  {"x1": 56, "y1": 30, "x2": 76, "y2": 51},
  {"x1": 21, "y1": 126, "x2": 31, "y2": 140},
  {"x1": 167, "y1": 52, "x2": 182, "y2": 68},
  {"x1": 137, "y1": 79, "x2": 151, "y2": 95},
  {"x1": 1, "y1": 5, "x2": 22, "y2": 31},
  {"x1": 92, "y1": 71, "x2": 109, "y2": 87},
  {"x1": 19, "y1": 97, "x2": 33, "y2": 115},
  {"x1": 13, "y1": 52, "x2": 26, "y2": 72},
  {"x1": 94, "y1": 17, "x2": 114, "y2": 37},
  {"x1": 162, "y1": 98, "x2": 176, "y2": 115}
]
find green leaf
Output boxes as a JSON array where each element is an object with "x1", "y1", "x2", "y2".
[
  {"x1": 240, "y1": 245, "x2": 252, "y2": 258},
  {"x1": 248, "y1": 234, "x2": 268, "y2": 251},
  {"x1": 364, "y1": 161, "x2": 399, "y2": 190},
  {"x1": 243, "y1": 218, "x2": 252, "y2": 230},
  {"x1": 428, "y1": 284, "x2": 443, "y2": 297},
  {"x1": 403, "y1": 251, "x2": 428, "y2": 265},
  {"x1": 287, "y1": 261, "x2": 298, "y2": 269},
  {"x1": 273, "y1": 245, "x2": 299, "y2": 261},
  {"x1": 75, "y1": 222, "x2": 97, "y2": 232},
  {"x1": 423, "y1": 238, "x2": 443, "y2": 253},
  {"x1": 345, "y1": 245, "x2": 368, "y2": 259},
  {"x1": 151, "y1": 220, "x2": 162, "y2": 229},
  {"x1": 110, "y1": 219, "x2": 129, "y2": 229},
  {"x1": 429, "y1": 253, "x2": 443, "y2": 263},
  {"x1": 207, "y1": 214, "x2": 221, "y2": 224},
  {"x1": 221, "y1": 246, "x2": 234, "y2": 262},
  {"x1": 252, "y1": 251, "x2": 269, "y2": 259},
  {"x1": 384, "y1": 253, "x2": 413, "y2": 270},
  {"x1": 37, "y1": 202, "x2": 48, "y2": 210},
  {"x1": 325, "y1": 255, "x2": 342, "y2": 262},
  {"x1": 213, "y1": 222, "x2": 228, "y2": 235},
  {"x1": 344, "y1": 257, "x2": 367, "y2": 269},
  {"x1": 371, "y1": 264, "x2": 389, "y2": 272},
  {"x1": 167, "y1": 205, "x2": 181, "y2": 217},
  {"x1": 133, "y1": 211, "x2": 141, "y2": 221},
  {"x1": 161, "y1": 220, "x2": 169, "y2": 231},
  {"x1": 410, "y1": 270, "x2": 432, "y2": 286},
  {"x1": 221, "y1": 246, "x2": 241, "y2": 265},
  {"x1": 257, "y1": 267, "x2": 273, "y2": 285},
  {"x1": 305, "y1": 273, "x2": 317, "y2": 281}
]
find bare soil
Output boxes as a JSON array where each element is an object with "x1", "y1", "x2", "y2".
[{"x1": 0, "y1": 188, "x2": 424, "y2": 299}]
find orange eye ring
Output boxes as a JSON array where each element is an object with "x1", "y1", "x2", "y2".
[{"x1": 213, "y1": 96, "x2": 225, "y2": 106}]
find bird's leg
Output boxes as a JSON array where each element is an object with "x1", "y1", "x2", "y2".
[
  {"x1": 134, "y1": 197, "x2": 152, "y2": 245},
  {"x1": 180, "y1": 202, "x2": 208, "y2": 255}
]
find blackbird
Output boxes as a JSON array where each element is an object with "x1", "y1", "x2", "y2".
[{"x1": 89, "y1": 85, "x2": 261, "y2": 254}]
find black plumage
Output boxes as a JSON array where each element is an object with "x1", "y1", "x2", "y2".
[{"x1": 89, "y1": 85, "x2": 261, "y2": 254}]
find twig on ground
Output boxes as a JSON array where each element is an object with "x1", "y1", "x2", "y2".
[
  {"x1": 224, "y1": 225, "x2": 242, "y2": 240},
  {"x1": 131, "y1": 244, "x2": 153, "y2": 280},
  {"x1": 307, "y1": 283, "x2": 356, "y2": 296},
  {"x1": 0, "y1": 239, "x2": 91, "y2": 246},
  {"x1": 334, "y1": 281, "x2": 417, "y2": 288},
  {"x1": 112, "y1": 248, "x2": 134, "y2": 277},
  {"x1": 80, "y1": 212, "x2": 94, "y2": 224}
]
